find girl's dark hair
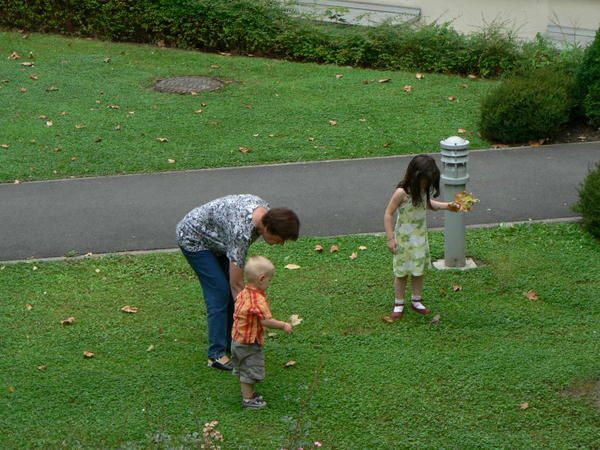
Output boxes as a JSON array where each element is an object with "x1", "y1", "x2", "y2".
[
  {"x1": 262, "y1": 208, "x2": 300, "y2": 241},
  {"x1": 397, "y1": 154, "x2": 441, "y2": 207}
]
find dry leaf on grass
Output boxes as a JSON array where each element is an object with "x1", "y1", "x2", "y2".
[
  {"x1": 284, "y1": 360, "x2": 297, "y2": 368},
  {"x1": 1, "y1": 144, "x2": 9, "y2": 149},
  {"x1": 20, "y1": 61, "x2": 34, "y2": 67},
  {"x1": 284, "y1": 264, "x2": 301, "y2": 270},
  {"x1": 458, "y1": 128, "x2": 467, "y2": 134},
  {"x1": 267, "y1": 332, "x2": 278, "y2": 338},
  {"x1": 46, "y1": 86, "x2": 58, "y2": 92},
  {"x1": 8, "y1": 51, "x2": 21, "y2": 59},
  {"x1": 147, "y1": 344, "x2": 155, "y2": 352},
  {"x1": 378, "y1": 78, "x2": 391, "y2": 83},
  {"x1": 25, "y1": 304, "x2": 33, "y2": 310},
  {"x1": 194, "y1": 109, "x2": 203, "y2": 114},
  {"x1": 335, "y1": 74, "x2": 343, "y2": 79},
  {"x1": 519, "y1": 402, "x2": 530, "y2": 410},
  {"x1": 238, "y1": 146, "x2": 251, "y2": 154},
  {"x1": 19, "y1": 87, "x2": 27, "y2": 93},
  {"x1": 61, "y1": 317, "x2": 75, "y2": 326},
  {"x1": 37, "y1": 365, "x2": 48, "y2": 371},
  {"x1": 328, "y1": 119, "x2": 338, "y2": 126},
  {"x1": 350, "y1": 252, "x2": 358, "y2": 260},
  {"x1": 289, "y1": 314, "x2": 303, "y2": 326},
  {"x1": 107, "y1": 104, "x2": 120, "y2": 109},
  {"x1": 156, "y1": 137, "x2": 168, "y2": 143},
  {"x1": 121, "y1": 305, "x2": 139, "y2": 314},
  {"x1": 448, "y1": 96, "x2": 457, "y2": 101},
  {"x1": 314, "y1": 244, "x2": 324, "y2": 253},
  {"x1": 330, "y1": 244, "x2": 339, "y2": 253},
  {"x1": 526, "y1": 290, "x2": 539, "y2": 301},
  {"x1": 75, "y1": 124, "x2": 86, "y2": 129},
  {"x1": 358, "y1": 245, "x2": 368, "y2": 250},
  {"x1": 452, "y1": 283, "x2": 462, "y2": 292},
  {"x1": 83, "y1": 351, "x2": 95, "y2": 359},
  {"x1": 167, "y1": 159, "x2": 176, "y2": 164},
  {"x1": 45, "y1": 120, "x2": 53, "y2": 127},
  {"x1": 430, "y1": 314, "x2": 441, "y2": 325},
  {"x1": 403, "y1": 85, "x2": 413, "y2": 92},
  {"x1": 382, "y1": 316, "x2": 395, "y2": 323},
  {"x1": 29, "y1": 74, "x2": 38, "y2": 80},
  {"x1": 468, "y1": 74, "x2": 477, "y2": 79},
  {"x1": 416, "y1": 73, "x2": 425, "y2": 79}
]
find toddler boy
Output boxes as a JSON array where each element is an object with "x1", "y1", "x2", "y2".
[{"x1": 231, "y1": 255, "x2": 293, "y2": 409}]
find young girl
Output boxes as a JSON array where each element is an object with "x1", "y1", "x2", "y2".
[{"x1": 383, "y1": 154, "x2": 459, "y2": 320}]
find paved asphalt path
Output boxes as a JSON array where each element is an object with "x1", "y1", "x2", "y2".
[{"x1": 1, "y1": 142, "x2": 599, "y2": 261}]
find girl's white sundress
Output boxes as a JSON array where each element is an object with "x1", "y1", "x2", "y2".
[{"x1": 393, "y1": 198, "x2": 430, "y2": 277}]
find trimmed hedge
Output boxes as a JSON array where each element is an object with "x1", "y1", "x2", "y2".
[
  {"x1": 479, "y1": 68, "x2": 574, "y2": 143},
  {"x1": 0, "y1": 0, "x2": 574, "y2": 77},
  {"x1": 574, "y1": 27, "x2": 600, "y2": 124},
  {"x1": 574, "y1": 162, "x2": 600, "y2": 238}
]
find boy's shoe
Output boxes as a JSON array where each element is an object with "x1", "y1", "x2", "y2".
[
  {"x1": 242, "y1": 396, "x2": 267, "y2": 409},
  {"x1": 410, "y1": 302, "x2": 432, "y2": 315},
  {"x1": 207, "y1": 357, "x2": 233, "y2": 371}
]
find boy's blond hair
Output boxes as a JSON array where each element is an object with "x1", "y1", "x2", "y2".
[{"x1": 244, "y1": 256, "x2": 275, "y2": 282}]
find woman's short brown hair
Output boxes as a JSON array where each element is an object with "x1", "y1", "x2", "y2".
[{"x1": 262, "y1": 208, "x2": 300, "y2": 241}]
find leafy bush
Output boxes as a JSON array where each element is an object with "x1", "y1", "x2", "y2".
[
  {"x1": 574, "y1": 28, "x2": 600, "y2": 120},
  {"x1": 583, "y1": 81, "x2": 600, "y2": 127},
  {"x1": 479, "y1": 68, "x2": 574, "y2": 143},
  {"x1": 574, "y1": 162, "x2": 600, "y2": 238},
  {"x1": 0, "y1": 0, "x2": 581, "y2": 77}
]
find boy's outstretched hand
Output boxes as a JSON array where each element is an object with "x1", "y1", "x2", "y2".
[
  {"x1": 283, "y1": 323, "x2": 293, "y2": 334},
  {"x1": 448, "y1": 202, "x2": 461, "y2": 212}
]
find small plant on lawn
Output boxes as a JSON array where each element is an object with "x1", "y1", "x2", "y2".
[
  {"x1": 573, "y1": 161, "x2": 600, "y2": 238},
  {"x1": 574, "y1": 27, "x2": 600, "y2": 123},
  {"x1": 479, "y1": 67, "x2": 574, "y2": 143}
]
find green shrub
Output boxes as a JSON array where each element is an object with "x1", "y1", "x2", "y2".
[
  {"x1": 574, "y1": 28, "x2": 600, "y2": 119},
  {"x1": 479, "y1": 68, "x2": 574, "y2": 143},
  {"x1": 574, "y1": 162, "x2": 600, "y2": 238},
  {"x1": 583, "y1": 80, "x2": 600, "y2": 127},
  {"x1": 0, "y1": 0, "x2": 581, "y2": 77}
]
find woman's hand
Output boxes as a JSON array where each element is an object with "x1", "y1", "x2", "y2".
[{"x1": 387, "y1": 238, "x2": 397, "y2": 254}]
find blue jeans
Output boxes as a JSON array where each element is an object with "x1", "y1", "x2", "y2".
[{"x1": 180, "y1": 248, "x2": 234, "y2": 360}]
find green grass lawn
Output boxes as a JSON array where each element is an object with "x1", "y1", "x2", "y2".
[
  {"x1": 0, "y1": 31, "x2": 494, "y2": 183},
  {"x1": 1, "y1": 223, "x2": 599, "y2": 449}
]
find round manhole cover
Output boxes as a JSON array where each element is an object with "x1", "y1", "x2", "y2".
[{"x1": 154, "y1": 76, "x2": 225, "y2": 94}]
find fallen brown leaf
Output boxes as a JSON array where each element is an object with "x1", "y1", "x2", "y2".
[
  {"x1": 25, "y1": 303, "x2": 33, "y2": 310},
  {"x1": 268, "y1": 332, "x2": 278, "y2": 338},
  {"x1": 83, "y1": 351, "x2": 95, "y2": 359},
  {"x1": 8, "y1": 51, "x2": 21, "y2": 60},
  {"x1": 448, "y1": 96, "x2": 457, "y2": 101},
  {"x1": 328, "y1": 119, "x2": 337, "y2": 126},
  {"x1": 156, "y1": 137, "x2": 168, "y2": 143},
  {"x1": 314, "y1": 244, "x2": 324, "y2": 253},
  {"x1": 284, "y1": 360, "x2": 297, "y2": 368},
  {"x1": 147, "y1": 344, "x2": 155, "y2": 352},
  {"x1": 289, "y1": 314, "x2": 303, "y2": 326},
  {"x1": 350, "y1": 252, "x2": 358, "y2": 260},
  {"x1": 430, "y1": 314, "x2": 441, "y2": 325},
  {"x1": 459, "y1": 83, "x2": 468, "y2": 88},
  {"x1": 239, "y1": 146, "x2": 251, "y2": 154},
  {"x1": 75, "y1": 124, "x2": 86, "y2": 129},
  {"x1": 1, "y1": 144, "x2": 9, "y2": 149},
  {"x1": 210, "y1": 64, "x2": 220, "y2": 69},
  {"x1": 403, "y1": 85, "x2": 413, "y2": 92},
  {"x1": 284, "y1": 264, "x2": 301, "y2": 270},
  {"x1": 528, "y1": 139, "x2": 545, "y2": 148},
  {"x1": 70, "y1": 156, "x2": 77, "y2": 161},
  {"x1": 20, "y1": 87, "x2": 27, "y2": 93},
  {"x1": 194, "y1": 109, "x2": 203, "y2": 114},
  {"x1": 382, "y1": 316, "x2": 395, "y2": 323},
  {"x1": 29, "y1": 74, "x2": 38, "y2": 80},
  {"x1": 37, "y1": 365, "x2": 48, "y2": 371},
  {"x1": 121, "y1": 305, "x2": 139, "y2": 314},
  {"x1": 519, "y1": 402, "x2": 529, "y2": 410},
  {"x1": 415, "y1": 73, "x2": 425, "y2": 80},
  {"x1": 46, "y1": 120, "x2": 53, "y2": 127},
  {"x1": 46, "y1": 86, "x2": 58, "y2": 92},
  {"x1": 467, "y1": 74, "x2": 477, "y2": 79},
  {"x1": 458, "y1": 128, "x2": 467, "y2": 134},
  {"x1": 526, "y1": 290, "x2": 539, "y2": 301},
  {"x1": 167, "y1": 159, "x2": 176, "y2": 164},
  {"x1": 452, "y1": 283, "x2": 462, "y2": 292},
  {"x1": 20, "y1": 61, "x2": 34, "y2": 67},
  {"x1": 200, "y1": 102, "x2": 207, "y2": 107},
  {"x1": 358, "y1": 245, "x2": 368, "y2": 250},
  {"x1": 107, "y1": 104, "x2": 120, "y2": 109},
  {"x1": 378, "y1": 78, "x2": 391, "y2": 83},
  {"x1": 61, "y1": 316, "x2": 75, "y2": 326},
  {"x1": 330, "y1": 244, "x2": 339, "y2": 253},
  {"x1": 335, "y1": 74, "x2": 343, "y2": 79}
]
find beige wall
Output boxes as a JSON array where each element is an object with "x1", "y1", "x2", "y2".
[{"x1": 361, "y1": 0, "x2": 599, "y2": 40}]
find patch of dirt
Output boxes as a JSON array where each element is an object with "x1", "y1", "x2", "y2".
[
  {"x1": 551, "y1": 123, "x2": 600, "y2": 144},
  {"x1": 561, "y1": 378, "x2": 600, "y2": 410}
]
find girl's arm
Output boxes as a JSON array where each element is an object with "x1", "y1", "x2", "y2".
[
  {"x1": 384, "y1": 189, "x2": 407, "y2": 253},
  {"x1": 430, "y1": 199, "x2": 460, "y2": 212}
]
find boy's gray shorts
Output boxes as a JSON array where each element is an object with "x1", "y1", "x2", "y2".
[{"x1": 231, "y1": 340, "x2": 265, "y2": 384}]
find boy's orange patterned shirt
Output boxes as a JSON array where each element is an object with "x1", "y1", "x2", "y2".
[{"x1": 232, "y1": 285, "x2": 273, "y2": 346}]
